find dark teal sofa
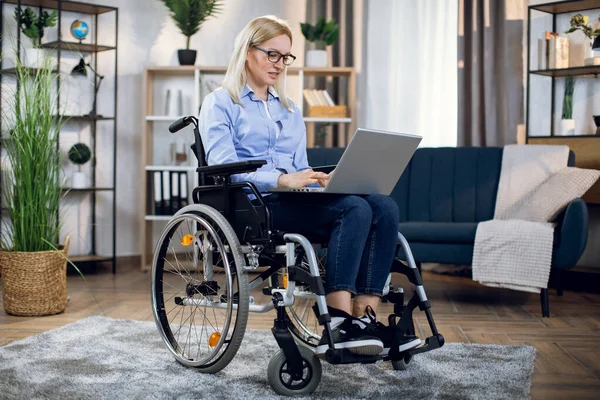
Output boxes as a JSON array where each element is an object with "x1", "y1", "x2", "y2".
[{"x1": 306, "y1": 147, "x2": 588, "y2": 317}]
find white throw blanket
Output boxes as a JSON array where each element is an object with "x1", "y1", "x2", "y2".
[{"x1": 472, "y1": 145, "x2": 569, "y2": 294}]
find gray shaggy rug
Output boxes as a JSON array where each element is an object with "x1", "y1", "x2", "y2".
[{"x1": 0, "y1": 316, "x2": 536, "y2": 399}]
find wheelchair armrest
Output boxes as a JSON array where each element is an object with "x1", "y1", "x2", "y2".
[
  {"x1": 197, "y1": 160, "x2": 267, "y2": 178},
  {"x1": 312, "y1": 165, "x2": 336, "y2": 174}
]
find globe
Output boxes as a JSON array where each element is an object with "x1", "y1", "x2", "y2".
[{"x1": 70, "y1": 20, "x2": 89, "y2": 40}]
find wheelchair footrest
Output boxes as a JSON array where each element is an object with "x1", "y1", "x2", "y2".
[
  {"x1": 323, "y1": 348, "x2": 383, "y2": 365},
  {"x1": 397, "y1": 334, "x2": 445, "y2": 358}
]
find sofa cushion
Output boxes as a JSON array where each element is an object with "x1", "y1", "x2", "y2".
[
  {"x1": 398, "y1": 222, "x2": 478, "y2": 244},
  {"x1": 500, "y1": 167, "x2": 600, "y2": 222}
]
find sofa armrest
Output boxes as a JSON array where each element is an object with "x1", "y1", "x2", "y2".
[{"x1": 552, "y1": 198, "x2": 589, "y2": 269}]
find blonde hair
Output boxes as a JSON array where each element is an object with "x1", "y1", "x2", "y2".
[{"x1": 222, "y1": 15, "x2": 294, "y2": 111}]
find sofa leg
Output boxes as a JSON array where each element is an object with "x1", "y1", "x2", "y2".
[{"x1": 540, "y1": 289, "x2": 550, "y2": 318}]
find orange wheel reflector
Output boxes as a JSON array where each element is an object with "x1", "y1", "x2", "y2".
[
  {"x1": 283, "y1": 273, "x2": 288, "y2": 289},
  {"x1": 181, "y1": 234, "x2": 194, "y2": 247},
  {"x1": 209, "y1": 332, "x2": 221, "y2": 348}
]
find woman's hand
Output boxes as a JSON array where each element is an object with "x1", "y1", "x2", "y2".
[{"x1": 277, "y1": 169, "x2": 330, "y2": 188}]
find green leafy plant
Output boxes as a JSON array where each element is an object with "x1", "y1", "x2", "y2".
[
  {"x1": 562, "y1": 75, "x2": 574, "y2": 120},
  {"x1": 13, "y1": 7, "x2": 57, "y2": 48},
  {"x1": 159, "y1": 0, "x2": 223, "y2": 49},
  {"x1": 564, "y1": 13, "x2": 600, "y2": 44},
  {"x1": 301, "y1": 18, "x2": 340, "y2": 50},
  {"x1": 68, "y1": 143, "x2": 92, "y2": 171},
  {"x1": 1, "y1": 53, "x2": 64, "y2": 252}
]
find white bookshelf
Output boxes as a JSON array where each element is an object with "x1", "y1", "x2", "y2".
[{"x1": 140, "y1": 66, "x2": 356, "y2": 270}]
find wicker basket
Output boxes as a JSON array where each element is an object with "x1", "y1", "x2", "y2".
[{"x1": 0, "y1": 237, "x2": 70, "y2": 316}]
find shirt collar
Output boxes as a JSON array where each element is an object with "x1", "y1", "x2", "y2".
[{"x1": 242, "y1": 84, "x2": 279, "y2": 101}]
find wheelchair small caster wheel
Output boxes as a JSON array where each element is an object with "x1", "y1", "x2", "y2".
[
  {"x1": 267, "y1": 346, "x2": 321, "y2": 396},
  {"x1": 392, "y1": 354, "x2": 412, "y2": 371}
]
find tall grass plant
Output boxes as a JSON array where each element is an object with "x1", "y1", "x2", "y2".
[{"x1": 1, "y1": 51, "x2": 65, "y2": 252}]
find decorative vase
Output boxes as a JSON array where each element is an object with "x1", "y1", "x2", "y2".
[
  {"x1": 584, "y1": 42, "x2": 599, "y2": 65},
  {"x1": 558, "y1": 119, "x2": 576, "y2": 136},
  {"x1": 0, "y1": 237, "x2": 69, "y2": 316},
  {"x1": 72, "y1": 171, "x2": 87, "y2": 188},
  {"x1": 178, "y1": 49, "x2": 197, "y2": 66},
  {"x1": 305, "y1": 50, "x2": 328, "y2": 67}
]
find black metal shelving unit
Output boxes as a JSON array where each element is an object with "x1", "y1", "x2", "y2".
[
  {"x1": 0, "y1": 0, "x2": 118, "y2": 273},
  {"x1": 525, "y1": 0, "x2": 600, "y2": 139}
]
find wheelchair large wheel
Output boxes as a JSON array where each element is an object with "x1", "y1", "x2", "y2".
[
  {"x1": 286, "y1": 249, "x2": 327, "y2": 348},
  {"x1": 267, "y1": 346, "x2": 322, "y2": 396},
  {"x1": 151, "y1": 205, "x2": 249, "y2": 373}
]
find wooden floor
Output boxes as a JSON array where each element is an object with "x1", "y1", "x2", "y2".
[{"x1": 1, "y1": 262, "x2": 600, "y2": 399}]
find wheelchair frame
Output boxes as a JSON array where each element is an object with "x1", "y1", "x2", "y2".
[{"x1": 151, "y1": 116, "x2": 444, "y2": 396}]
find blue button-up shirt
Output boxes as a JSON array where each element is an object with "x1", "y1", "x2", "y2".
[{"x1": 198, "y1": 85, "x2": 310, "y2": 193}]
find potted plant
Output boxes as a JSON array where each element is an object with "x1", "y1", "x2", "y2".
[
  {"x1": 564, "y1": 13, "x2": 600, "y2": 66},
  {"x1": 559, "y1": 75, "x2": 575, "y2": 136},
  {"x1": 68, "y1": 143, "x2": 92, "y2": 188},
  {"x1": 159, "y1": 0, "x2": 223, "y2": 65},
  {"x1": 301, "y1": 17, "x2": 339, "y2": 67},
  {"x1": 0, "y1": 53, "x2": 70, "y2": 316},
  {"x1": 13, "y1": 6, "x2": 57, "y2": 68}
]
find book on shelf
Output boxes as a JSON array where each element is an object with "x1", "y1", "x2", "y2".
[
  {"x1": 541, "y1": 31, "x2": 569, "y2": 69},
  {"x1": 303, "y1": 89, "x2": 336, "y2": 107}
]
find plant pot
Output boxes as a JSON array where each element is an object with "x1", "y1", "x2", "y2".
[
  {"x1": 71, "y1": 171, "x2": 87, "y2": 188},
  {"x1": 0, "y1": 237, "x2": 70, "y2": 316},
  {"x1": 178, "y1": 49, "x2": 197, "y2": 66},
  {"x1": 305, "y1": 50, "x2": 328, "y2": 67},
  {"x1": 558, "y1": 119, "x2": 576, "y2": 136}
]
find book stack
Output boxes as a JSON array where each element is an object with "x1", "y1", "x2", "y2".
[
  {"x1": 150, "y1": 170, "x2": 189, "y2": 216},
  {"x1": 303, "y1": 89, "x2": 347, "y2": 118},
  {"x1": 538, "y1": 31, "x2": 569, "y2": 70}
]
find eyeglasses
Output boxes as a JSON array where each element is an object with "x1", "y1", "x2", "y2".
[{"x1": 254, "y1": 46, "x2": 296, "y2": 66}]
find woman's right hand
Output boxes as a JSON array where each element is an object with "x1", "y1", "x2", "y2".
[{"x1": 277, "y1": 169, "x2": 329, "y2": 188}]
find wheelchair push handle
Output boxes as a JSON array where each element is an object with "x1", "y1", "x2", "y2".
[{"x1": 169, "y1": 116, "x2": 197, "y2": 133}]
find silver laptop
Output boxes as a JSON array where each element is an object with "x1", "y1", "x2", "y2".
[{"x1": 268, "y1": 128, "x2": 422, "y2": 195}]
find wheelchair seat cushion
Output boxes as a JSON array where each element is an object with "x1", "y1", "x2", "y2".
[{"x1": 398, "y1": 222, "x2": 478, "y2": 244}]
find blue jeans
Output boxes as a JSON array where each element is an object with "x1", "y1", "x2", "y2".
[{"x1": 263, "y1": 193, "x2": 400, "y2": 296}]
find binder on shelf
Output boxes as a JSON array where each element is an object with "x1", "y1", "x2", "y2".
[{"x1": 150, "y1": 170, "x2": 189, "y2": 216}]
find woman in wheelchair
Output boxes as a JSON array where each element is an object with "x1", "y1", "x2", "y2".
[
  {"x1": 152, "y1": 14, "x2": 443, "y2": 396},
  {"x1": 199, "y1": 15, "x2": 420, "y2": 358}
]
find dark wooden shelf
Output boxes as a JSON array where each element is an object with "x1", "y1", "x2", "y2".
[
  {"x1": 62, "y1": 187, "x2": 114, "y2": 192},
  {"x1": 0, "y1": 67, "x2": 58, "y2": 75},
  {"x1": 1, "y1": 0, "x2": 116, "y2": 14},
  {"x1": 530, "y1": 65, "x2": 600, "y2": 77},
  {"x1": 530, "y1": 0, "x2": 600, "y2": 14},
  {"x1": 69, "y1": 255, "x2": 114, "y2": 263},
  {"x1": 528, "y1": 135, "x2": 599, "y2": 139},
  {"x1": 41, "y1": 41, "x2": 115, "y2": 53},
  {"x1": 59, "y1": 115, "x2": 115, "y2": 121}
]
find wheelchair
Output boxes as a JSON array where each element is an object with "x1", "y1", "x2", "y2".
[{"x1": 151, "y1": 116, "x2": 444, "y2": 396}]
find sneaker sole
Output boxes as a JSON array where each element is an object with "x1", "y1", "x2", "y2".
[
  {"x1": 315, "y1": 339, "x2": 384, "y2": 357},
  {"x1": 379, "y1": 338, "x2": 422, "y2": 355}
]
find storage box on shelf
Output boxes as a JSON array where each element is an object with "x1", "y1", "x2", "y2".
[
  {"x1": 0, "y1": 0, "x2": 118, "y2": 272},
  {"x1": 526, "y1": 0, "x2": 600, "y2": 204},
  {"x1": 140, "y1": 65, "x2": 356, "y2": 270}
]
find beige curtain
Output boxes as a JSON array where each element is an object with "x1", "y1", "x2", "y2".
[{"x1": 458, "y1": 0, "x2": 524, "y2": 146}]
